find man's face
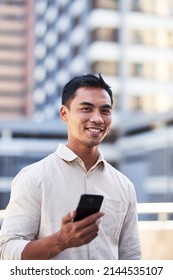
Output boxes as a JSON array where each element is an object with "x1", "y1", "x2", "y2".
[{"x1": 60, "y1": 87, "x2": 112, "y2": 150}]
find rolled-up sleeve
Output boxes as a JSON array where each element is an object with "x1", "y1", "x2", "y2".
[
  {"x1": 118, "y1": 182, "x2": 141, "y2": 260},
  {"x1": 0, "y1": 168, "x2": 41, "y2": 260}
]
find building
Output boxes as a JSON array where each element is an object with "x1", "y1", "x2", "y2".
[
  {"x1": 1, "y1": 0, "x2": 173, "y2": 208},
  {"x1": 1, "y1": 0, "x2": 173, "y2": 120},
  {"x1": 0, "y1": 0, "x2": 34, "y2": 119},
  {"x1": 117, "y1": 110, "x2": 173, "y2": 203},
  {"x1": 33, "y1": 0, "x2": 173, "y2": 120}
]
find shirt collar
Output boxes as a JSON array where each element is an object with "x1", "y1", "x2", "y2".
[{"x1": 55, "y1": 143, "x2": 106, "y2": 170}]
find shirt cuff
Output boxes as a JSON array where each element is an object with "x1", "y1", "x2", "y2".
[{"x1": 1, "y1": 239, "x2": 30, "y2": 260}]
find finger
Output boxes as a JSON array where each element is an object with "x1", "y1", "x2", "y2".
[
  {"x1": 70, "y1": 210, "x2": 76, "y2": 220},
  {"x1": 62, "y1": 210, "x2": 76, "y2": 224},
  {"x1": 77, "y1": 211, "x2": 104, "y2": 228},
  {"x1": 77, "y1": 224, "x2": 100, "y2": 245},
  {"x1": 76, "y1": 214, "x2": 101, "y2": 238}
]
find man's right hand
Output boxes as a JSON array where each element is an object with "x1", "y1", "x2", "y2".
[
  {"x1": 22, "y1": 210, "x2": 104, "y2": 260},
  {"x1": 56, "y1": 210, "x2": 104, "y2": 250}
]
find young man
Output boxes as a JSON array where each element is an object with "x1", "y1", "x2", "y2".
[{"x1": 0, "y1": 74, "x2": 141, "y2": 260}]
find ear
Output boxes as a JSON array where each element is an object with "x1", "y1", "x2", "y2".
[{"x1": 59, "y1": 105, "x2": 69, "y2": 123}]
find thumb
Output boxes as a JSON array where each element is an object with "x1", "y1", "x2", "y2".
[
  {"x1": 62, "y1": 210, "x2": 76, "y2": 224},
  {"x1": 70, "y1": 209, "x2": 76, "y2": 220}
]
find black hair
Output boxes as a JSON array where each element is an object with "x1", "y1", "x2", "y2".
[{"x1": 61, "y1": 73, "x2": 113, "y2": 107}]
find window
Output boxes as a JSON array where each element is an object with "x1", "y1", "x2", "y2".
[
  {"x1": 0, "y1": 0, "x2": 33, "y2": 119},
  {"x1": 129, "y1": 63, "x2": 143, "y2": 77},
  {"x1": 131, "y1": 0, "x2": 142, "y2": 12},
  {"x1": 92, "y1": 0, "x2": 119, "y2": 10},
  {"x1": 91, "y1": 28, "x2": 119, "y2": 42},
  {"x1": 129, "y1": 30, "x2": 156, "y2": 46},
  {"x1": 91, "y1": 61, "x2": 119, "y2": 76},
  {"x1": 128, "y1": 96, "x2": 142, "y2": 112},
  {"x1": 129, "y1": 63, "x2": 155, "y2": 78}
]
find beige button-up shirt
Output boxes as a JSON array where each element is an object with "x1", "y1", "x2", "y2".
[{"x1": 0, "y1": 144, "x2": 141, "y2": 260}]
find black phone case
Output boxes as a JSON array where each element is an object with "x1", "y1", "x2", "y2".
[{"x1": 73, "y1": 194, "x2": 104, "y2": 222}]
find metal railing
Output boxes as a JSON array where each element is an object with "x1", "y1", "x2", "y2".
[
  {"x1": 137, "y1": 202, "x2": 173, "y2": 221},
  {"x1": 0, "y1": 202, "x2": 173, "y2": 227}
]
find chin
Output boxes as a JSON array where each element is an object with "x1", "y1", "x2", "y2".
[{"x1": 86, "y1": 140, "x2": 102, "y2": 147}]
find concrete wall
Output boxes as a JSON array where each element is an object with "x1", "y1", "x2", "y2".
[{"x1": 139, "y1": 221, "x2": 173, "y2": 259}]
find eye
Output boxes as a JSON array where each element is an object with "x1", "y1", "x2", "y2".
[
  {"x1": 101, "y1": 108, "x2": 111, "y2": 115},
  {"x1": 81, "y1": 107, "x2": 92, "y2": 112}
]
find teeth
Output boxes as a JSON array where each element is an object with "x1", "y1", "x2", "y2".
[{"x1": 88, "y1": 128, "x2": 101, "y2": 132}]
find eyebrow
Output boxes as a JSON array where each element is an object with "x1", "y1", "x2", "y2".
[{"x1": 79, "y1": 102, "x2": 112, "y2": 109}]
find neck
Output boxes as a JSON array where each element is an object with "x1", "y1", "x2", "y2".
[{"x1": 67, "y1": 144, "x2": 99, "y2": 171}]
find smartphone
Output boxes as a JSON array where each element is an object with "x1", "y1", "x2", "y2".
[{"x1": 73, "y1": 194, "x2": 104, "y2": 222}]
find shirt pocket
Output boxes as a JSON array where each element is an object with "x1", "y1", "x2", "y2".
[{"x1": 101, "y1": 199, "x2": 127, "y2": 243}]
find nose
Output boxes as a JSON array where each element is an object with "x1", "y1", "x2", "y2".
[{"x1": 90, "y1": 110, "x2": 104, "y2": 124}]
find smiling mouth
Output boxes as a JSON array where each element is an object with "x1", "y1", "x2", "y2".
[{"x1": 86, "y1": 127, "x2": 104, "y2": 133}]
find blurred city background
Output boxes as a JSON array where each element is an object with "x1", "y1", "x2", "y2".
[{"x1": 0, "y1": 0, "x2": 173, "y2": 259}]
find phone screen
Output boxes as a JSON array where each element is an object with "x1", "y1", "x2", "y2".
[{"x1": 73, "y1": 194, "x2": 104, "y2": 222}]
